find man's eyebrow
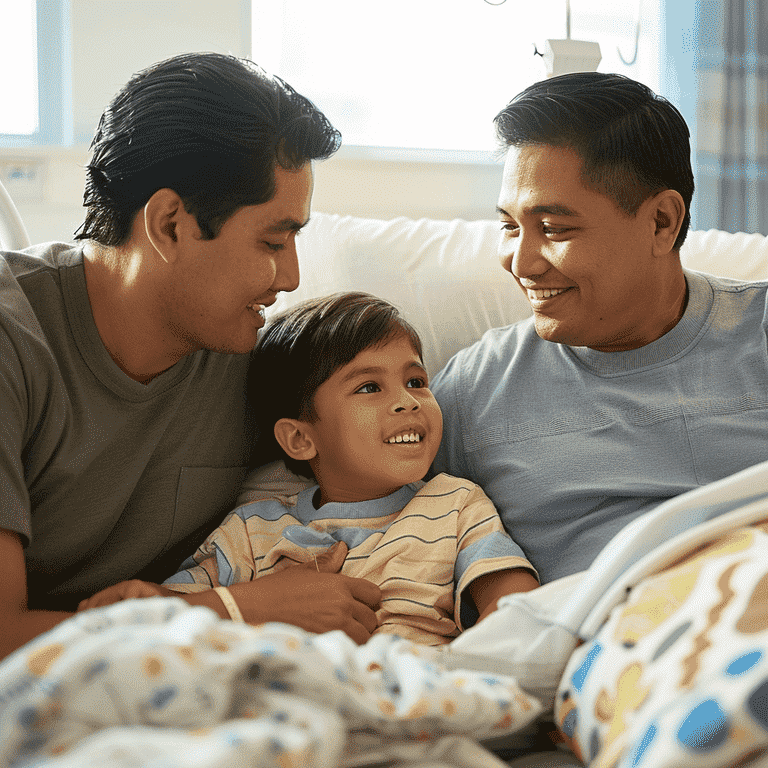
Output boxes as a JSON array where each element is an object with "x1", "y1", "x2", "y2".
[
  {"x1": 496, "y1": 204, "x2": 579, "y2": 218},
  {"x1": 264, "y1": 217, "x2": 311, "y2": 234}
]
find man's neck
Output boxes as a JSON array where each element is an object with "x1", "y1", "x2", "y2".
[
  {"x1": 656, "y1": 271, "x2": 689, "y2": 341},
  {"x1": 82, "y1": 241, "x2": 192, "y2": 384}
]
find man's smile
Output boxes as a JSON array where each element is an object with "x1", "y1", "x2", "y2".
[
  {"x1": 526, "y1": 287, "x2": 570, "y2": 300},
  {"x1": 523, "y1": 285, "x2": 575, "y2": 309}
]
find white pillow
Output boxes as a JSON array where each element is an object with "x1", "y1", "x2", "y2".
[
  {"x1": 681, "y1": 229, "x2": 768, "y2": 281},
  {"x1": 279, "y1": 213, "x2": 768, "y2": 376},
  {"x1": 279, "y1": 213, "x2": 529, "y2": 376}
]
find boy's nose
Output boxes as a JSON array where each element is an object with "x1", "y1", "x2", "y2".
[{"x1": 392, "y1": 392, "x2": 420, "y2": 413}]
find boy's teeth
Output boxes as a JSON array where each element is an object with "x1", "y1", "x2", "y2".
[{"x1": 387, "y1": 432, "x2": 421, "y2": 444}]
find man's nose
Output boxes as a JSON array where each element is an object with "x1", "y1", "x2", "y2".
[
  {"x1": 499, "y1": 233, "x2": 549, "y2": 279},
  {"x1": 274, "y1": 241, "x2": 300, "y2": 294}
]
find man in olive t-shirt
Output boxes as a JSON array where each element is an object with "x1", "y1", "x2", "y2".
[{"x1": 0, "y1": 52, "x2": 381, "y2": 660}]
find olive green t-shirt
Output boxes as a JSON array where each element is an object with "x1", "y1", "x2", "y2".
[{"x1": 0, "y1": 243, "x2": 254, "y2": 610}]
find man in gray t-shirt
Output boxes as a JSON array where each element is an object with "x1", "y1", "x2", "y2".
[
  {"x1": 0, "y1": 53, "x2": 380, "y2": 660},
  {"x1": 431, "y1": 73, "x2": 768, "y2": 583}
]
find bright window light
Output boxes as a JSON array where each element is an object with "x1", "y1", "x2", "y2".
[
  {"x1": 253, "y1": 0, "x2": 660, "y2": 153},
  {"x1": 0, "y1": 0, "x2": 39, "y2": 135}
]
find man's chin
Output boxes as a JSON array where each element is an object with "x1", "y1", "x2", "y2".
[
  {"x1": 534, "y1": 319, "x2": 597, "y2": 349},
  {"x1": 533, "y1": 317, "x2": 570, "y2": 346},
  {"x1": 206, "y1": 336, "x2": 260, "y2": 356}
]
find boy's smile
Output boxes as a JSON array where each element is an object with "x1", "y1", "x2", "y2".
[{"x1": 302, "y1": 334, "x2": 443, "y2": 505}]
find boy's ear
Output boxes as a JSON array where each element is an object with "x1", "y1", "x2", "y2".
[{"x1": 274, "y1": 418, "x2": 318, "y2": 461}]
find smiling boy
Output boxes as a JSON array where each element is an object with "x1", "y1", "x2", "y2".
[{"x1": 83, "y1": 292, "x2": 538, "y2": 645}]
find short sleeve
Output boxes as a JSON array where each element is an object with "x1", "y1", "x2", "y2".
[
  {"x1": 0, "y1": 325, "x2": 33, "y2": 542},
  {"x1": 163, "y1": 506, "x2": 257, "y2": 591}
]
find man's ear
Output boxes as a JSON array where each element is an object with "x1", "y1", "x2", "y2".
[
  {"x1": 143, "y1": 188, "x2": 186, "y2": 264},
  {"x1": 649, "y1": 189, "x2": 685, "y2": 255},
  {"x1": 274, "y1": 418, "x2": 318, "y2": 461}
]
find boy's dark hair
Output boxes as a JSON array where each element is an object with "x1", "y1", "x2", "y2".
[
  {"x1": 76, "y1": 52, "x2": 340, "y2": 245},
  {"x1": 494, "y1": 72, "x2": 694, "y2": 250},
  {"x1": 249, "y1": 291, "x2": 423, "y2": 477}
]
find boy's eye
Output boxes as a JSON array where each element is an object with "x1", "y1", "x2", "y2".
[
  {"x1": 264, "y1": 242, "x2": 286, "y2": 252},
  {"x1": 407, "y1": 377, "x2": 426, "y2": 388},
  {"x1": 356, "y1": 382, "x2": 380, "y2": 394}
]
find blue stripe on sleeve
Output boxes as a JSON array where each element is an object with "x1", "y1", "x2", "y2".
[{"x1": 454, "y1": 530, "x2": 527, "y2": 585}]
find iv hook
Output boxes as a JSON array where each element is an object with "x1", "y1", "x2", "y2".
[{"x1": 618, "y1": 0, "x2": 642, "y2": 65}]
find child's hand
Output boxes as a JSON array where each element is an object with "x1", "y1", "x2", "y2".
[
  {"x1": 77, "y1": 579, "x2": 177, "y2": 611},
  {"x1": 296, "y1": 541, "x2": 349, "y2": 573}
]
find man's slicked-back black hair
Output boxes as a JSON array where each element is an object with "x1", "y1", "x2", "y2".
[
  {"x1": 494, "y1": 72, "x2": 694, "y2": 250},
  {"x1": 249, "y1": 292, "x2": 423, "y2": 476},
  {"x1": 76, "y1": 52, "x2": 341, "y2": 245}
]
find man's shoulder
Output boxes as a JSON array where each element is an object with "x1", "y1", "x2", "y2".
[
  {"x1": 432, "y1": 317, "x2": 547, "y2": 393},
  {"x1": 0, "y1": 243, "x2": 82, "y2": 353},
  {"x1": 689, "y1": 269, "x2": 768, "y2": 330},
  {"x1": 1, "y1": 242, "x2": 81, "y2": 281},
  {"x1": 693, "y1": 268, "x2": 768, "y2": 294},
  {"x1": 472, "y1": 318, "x2": 537, "y2": 350}
]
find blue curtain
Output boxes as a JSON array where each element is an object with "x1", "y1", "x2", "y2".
[{"x1": 695, "y1": 0, "x2": 768, "y2": 234}]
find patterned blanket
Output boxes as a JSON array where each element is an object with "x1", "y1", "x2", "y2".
[
  {"x1": 10, "y1": 461, "x2": 768, "y2": 767},
  {"x1": 0, "y1": 598, "x2": 543, "y2": 767},
  {"x1": 555, "y1": 518, "x2": 768, "y2": 768}
]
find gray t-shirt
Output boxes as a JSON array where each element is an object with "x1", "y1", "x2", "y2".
[
  {"x1": 432, "y1": 270, "x2": 768, "y2": 583},
  {"x1": 0, "y1": 243, "x2": 254, "y2": 610}
]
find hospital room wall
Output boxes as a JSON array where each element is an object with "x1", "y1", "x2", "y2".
[{"x1": 4, "y1": 149, "x2": 503, "y2": 246}]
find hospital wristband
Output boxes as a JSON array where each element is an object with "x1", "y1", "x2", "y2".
[{"x1": 213, "y1": 586, "x2": 244, "y2": 622}]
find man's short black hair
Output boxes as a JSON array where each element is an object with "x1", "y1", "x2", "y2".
[
  {"x1": 494, "y1": 72, "x2": 694, "y2": 250},
  {"x1": 76, "y1": 52, "x2": 340, "y2": 245},
  {"x1": 249, "y1": 292, "x2": 423, "y2": 477}
]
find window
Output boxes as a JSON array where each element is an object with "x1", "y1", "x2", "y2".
[
  {"x1": 0, "y1": 0, "x2": 71, "y2": 146},
  {"x1": 0, "y1": 1, "x2": 38, "y2": 135},
  {"x1": 253, "y1": 0, "x2": 661, "y2": 156}
]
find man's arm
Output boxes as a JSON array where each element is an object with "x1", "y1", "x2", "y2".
[
  {"x1": 77, "y1": 542, "x2": 383, "y2": 645},
  {"x1": 0, "y1": 528, "x2": 76, "y2": 660}
]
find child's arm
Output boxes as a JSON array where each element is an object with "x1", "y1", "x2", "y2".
[
  {"x1": 78, "y1": 579, "x2": 179, "y2": 610},
  {"x1": 469, "y1": 567, "x2": 539, "y2": 624}
]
